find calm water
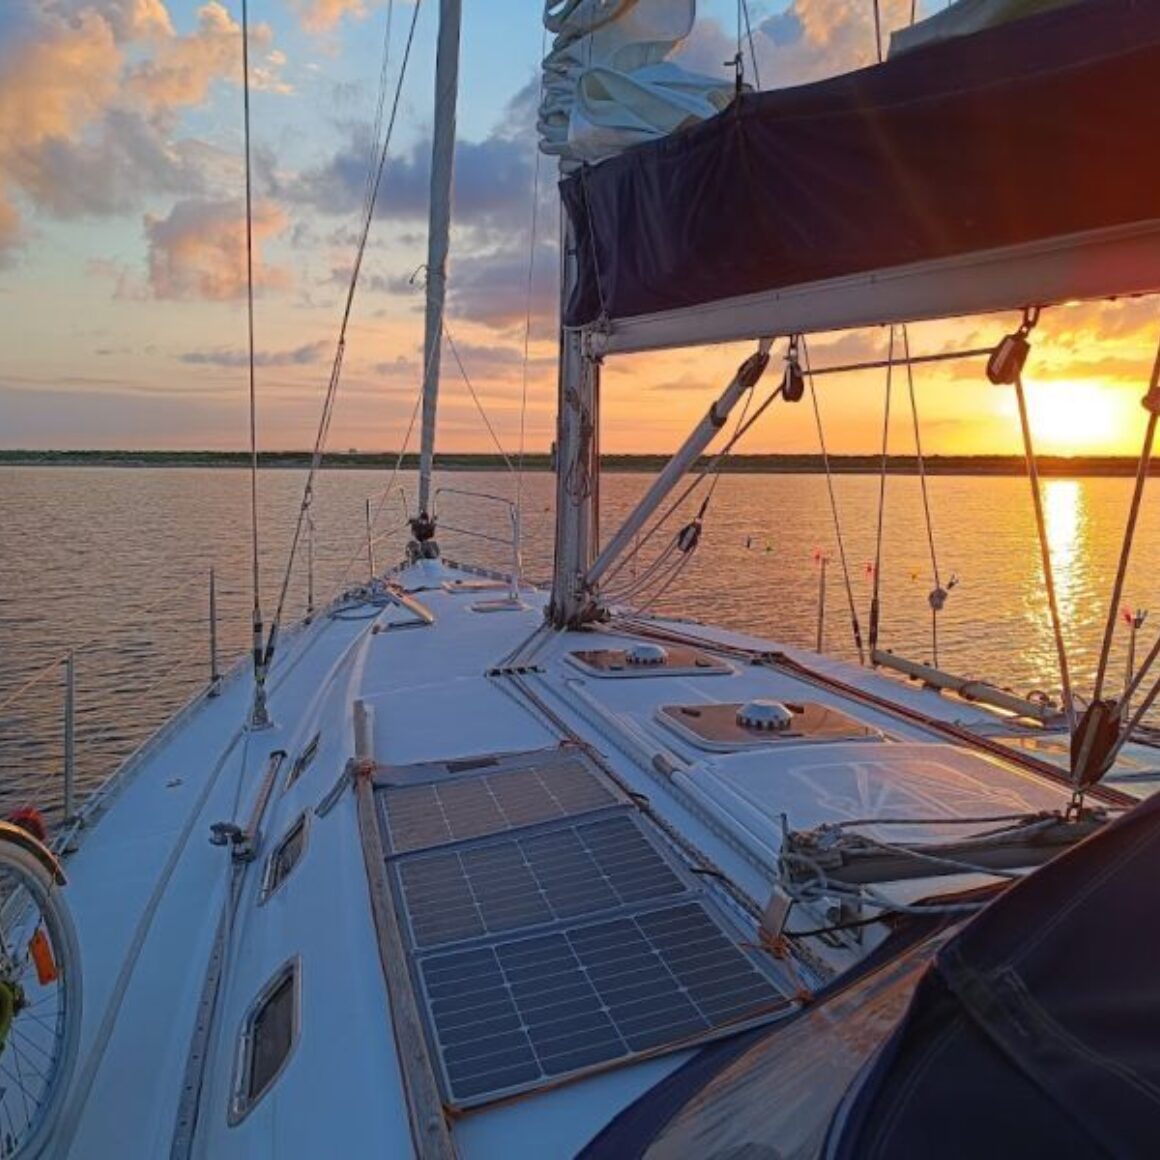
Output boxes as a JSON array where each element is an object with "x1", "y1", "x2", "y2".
[{"x1": 2, "y1": 466, "x2": 1159, "y2": 821}]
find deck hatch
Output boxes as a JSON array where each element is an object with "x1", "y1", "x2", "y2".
[
  {"x1": 379, "y1": 754, "x2": 619, "y2": 854},
  {"x1": 394, "y1": 813, "x2": 687, "y2": 948},
  {"x1": 416, "y1": 901, "x2": 786, "y2": 1106},
  {"x1": 229, "y1": 957, "x2": 300, "y2": 1124},
  {"x1": 285, "y1": 732, "x2": 320, "y2": 789},
  {"x1": 260, "y1": 812, "x2": 308, "y2": 902}
]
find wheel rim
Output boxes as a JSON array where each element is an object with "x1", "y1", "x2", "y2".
[{"x1": 0, "y1": 863, "x2": 74, "y2": 1158}]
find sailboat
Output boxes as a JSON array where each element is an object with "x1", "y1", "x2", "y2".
[{"x1": 4, "y1": 0, "x2": 1160, "y2": 1155}]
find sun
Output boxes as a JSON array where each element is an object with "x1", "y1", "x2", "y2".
[{"x1": 1013, "y1": 379, "x2": 1130, "y2": 455}]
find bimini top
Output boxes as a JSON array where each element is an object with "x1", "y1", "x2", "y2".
[
  {"x1": 827, "y1": 787, "x2": 1160, "y2": 1159},
  {"x1": 561, "y1": 0, "x2": 1160, "y2": 347}
]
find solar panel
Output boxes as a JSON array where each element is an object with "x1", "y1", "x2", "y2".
[
  {"x1": 395, "y1": 813, "x2": 687, "y2": 948},
  {"x1": 417, "y1": 901, "x2": 787, "y2": 1106},
  {"x1": 380, "y1": 755, "x2": 618, "y2": 854}
]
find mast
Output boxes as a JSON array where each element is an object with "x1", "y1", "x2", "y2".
[
  {"x1": 415, "y1": 0, "x2": 462, "y2": 531},
  {"x1": 549, "y1": 202, "x2": 601, "y2": 626}
]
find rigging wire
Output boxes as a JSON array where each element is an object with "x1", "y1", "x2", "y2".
[
  {"x1": 261, "y1": 0, "x2": 424, "y2": 670},
  {"x1": 868, "y1": 327, "x2": 895, "y2": 652},
  {"x1": 1090, "y1": 336, "x2": 1160, "y2": 703},
  {"x1": 801, "y1": 336, "x2": 867, "y2": 665},
  {"x1": 741, "y1": 0, "x2": 763, "y2": 89},
  {"x1": 1013, "y1": 363, "x2": 1076, "y2": 733},
  {"x1": 240, "y1": 0, "x2": 267, "y2": 725},
  {"x1": 872, "y1": 0, "x2": 884, "y2": 64},
  {"x1": 902, "y1": 324, "x2": 945, "y2": 666},
  {"x1": 328, "y1": 374, "x2": 425, "y2": 601},
  {"x1": 515, "y1": 27, "x2": 548, "y2": 536},
  {"x1": 603, "y1": 378, "x2": 759, "y2": 610},
  {"x1": 442, "y1": 320, "x2": 517, "y2": 478},
  {"x1": 602, "y1": 371, "x2": 785, "y2": 593}
]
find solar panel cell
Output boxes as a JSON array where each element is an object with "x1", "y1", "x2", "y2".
[
  {"x1": 397, "y1": 814, "x2": 686, "y2": 948},
  {"x1": 382, "y1": 756, "x2": 618, "y2": 853},
  {"x1": 417, "y1": 902, "x2": 786, "y2": 1106}
]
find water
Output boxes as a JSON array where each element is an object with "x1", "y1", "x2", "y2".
[{"x1": 2, "y1": 466, "x2": 1159, "y2": 821}]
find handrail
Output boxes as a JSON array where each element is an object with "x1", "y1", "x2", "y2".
[{"x1": 434, "y1": 487, "x2": 524, "y2": 602}]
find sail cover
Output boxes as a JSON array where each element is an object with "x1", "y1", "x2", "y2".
[
  {"x1": 561, "y1": 0, "x2": 1160, "y2": 331},
  {"x1": 827, "y1": 788, "x2": 1160, "y2": 1159},
  {"x1": 539, "y1": 1, "x2": 737, "y2": 166}
]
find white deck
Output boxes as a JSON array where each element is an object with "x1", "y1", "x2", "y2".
[{"x1": 50, "y1": 559, "x2": 1130, "y2": 1158}]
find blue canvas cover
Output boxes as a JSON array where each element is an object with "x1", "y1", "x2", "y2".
[
  {"x1": 828, "y1": 789, "x2": 1160, "y2": 1159},
  {"x1": 560, "y1": 0, "x2": 1160, "y2": 328}
]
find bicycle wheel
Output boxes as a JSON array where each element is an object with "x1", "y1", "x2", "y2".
[{"x1": 0, "y1": 840, "x2": 82, "y2": 1159}]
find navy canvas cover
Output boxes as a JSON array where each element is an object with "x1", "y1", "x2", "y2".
[
  {"x1": 561, "y1": 0, "x2": 1160, "y2": 328},
  {"x1": 828, "y1": 789, "x2": 1160, "y2": 1159}
]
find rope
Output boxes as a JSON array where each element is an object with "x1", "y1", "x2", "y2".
[
  {"x1": 1013, "y1": 371, "x2": 1076, "y2": 732},
  {"x1": 608, "y1": 372, "x2": 763, "y2": 610},
  {"x1": 801, "y1": 336, "x2": 866, "y2": 665},
  {"x1": 328, "y1": 383, "x2": 424, "y2": 601},
  {"x1": 872, "y1": 0, "x2": 884, "y2": 63},
  {"x1": 262, "y1": 0, "x2": 423, "y2": 667},
  {"x1": 515, "y1": 27, "x2": 548, "y2": 544},
  {"x1": 869, "y1": 327, "x2": 894, "y2": 652},
  {"x1": 442, "y1": 320, "x2": 516, "y2": 478},
  {"x1": 601, "y1": 368, "x2": 784, "y2": 593},
  {"x1": 240, "y1": 0, "x2": 265, "y2": 707},
  {"x1": 902, "y1": 324, "x2": 944, "y2": 666}
]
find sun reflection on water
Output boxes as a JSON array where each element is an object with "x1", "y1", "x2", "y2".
[{"x1": 1044, "y1": 479, "x2": 1085, "y2": 611}]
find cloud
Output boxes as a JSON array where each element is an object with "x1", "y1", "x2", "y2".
[
  {"x1": 125, "y1": 2, "x2": 280, "y2": 111},
  {"x1": 0, "y1": 1, "x2": 287, "y2": 262},
  {"x1": 677, "y1": 0, "x2": 916, "y2": 90},
  {"x1": 295, "y1": 0, "x2": 368, "y2": 34},
  {"x1": 179, "y1": 340, "x2": 328, "y2": 366},
  {"x1": 14, "y1": 110, "x2": 209, "y2": 219},
  {"x1": 145, "y1": 197, "x2": 290, "y2": 300},
  {"x1": 291, "y1": 80, "x2": 544, "y2": 234}
]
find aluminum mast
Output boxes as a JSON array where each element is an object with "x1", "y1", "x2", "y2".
[{"x1": 415, "y1": 0, "x2": 462, "y2": 532}]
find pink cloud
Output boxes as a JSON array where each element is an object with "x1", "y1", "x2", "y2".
[
  {"x1": 295, "y1": 0, "x2": 368, "y2": 35},
  {"x1": 145, "y1": 198, "x2": 291, "y2": 300}
]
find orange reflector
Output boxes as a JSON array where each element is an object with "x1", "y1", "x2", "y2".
[{"x1": 29, "y1": 928, "x2": 57, "y2": 986}]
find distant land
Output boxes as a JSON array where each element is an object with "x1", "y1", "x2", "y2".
[{"x1": 1, "y1": 450, "x2": 1156, "y2": 476}]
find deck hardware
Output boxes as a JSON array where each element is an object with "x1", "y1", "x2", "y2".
[
  {"x1": 305, "y1": 515, "x2": 315, "y2": 622},
  {"x1": 208, "y1": 569, "x2": 221, "y2": 697},
  {"x1": 228, "y1": 958, "x2": 301, "y2": 1125},
  {"x1": 284, "y1": 732, "x2": 321, "y2": 791},
  {"x1": 259, "y1": 813, "x2": 309, "y2": 903},
  {"x1": 63, "y1": 649, "x2": 77, "y2": 823},
  {"x1": 315, "y1": 762, "x2": 356, "y2": 818},
  {"x1": 484, "y1": 664, "x2": 546, "y2": 677}
]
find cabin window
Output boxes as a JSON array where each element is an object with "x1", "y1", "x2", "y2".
[
  {"x1": 260, "y1": 814, "x2": 308, "y2": 902},
  {"x1": 285, "y1": 732, "x2": 320, "y2": 790},
  {"x1": 230, "y1": 959, "x2": 300, "y2": 1124}
]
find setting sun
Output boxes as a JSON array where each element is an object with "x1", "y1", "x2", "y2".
[{"x1": 998, "y1": 379, "x2": 1142, "y2": 456}]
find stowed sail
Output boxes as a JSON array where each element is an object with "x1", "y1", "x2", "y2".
[
  {"x1": 538, "y1": 0, "x2": 737, "y2": 165},
  {"x1": 554, "y1": 0, "x2": 1160, "y2": 352}
]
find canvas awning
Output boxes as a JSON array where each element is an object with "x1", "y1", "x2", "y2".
[{"x1": 561, "y1": 0, "x2": 1160, "y2": 354}]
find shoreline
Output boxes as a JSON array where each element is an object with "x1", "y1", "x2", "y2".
[{"x1": 1, "y1": 451, "x2": 1158, "y2": 476}]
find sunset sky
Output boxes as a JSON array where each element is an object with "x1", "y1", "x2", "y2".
[{"x1": 1, "y1": 0, "x2": 1157, "y2": 457}]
